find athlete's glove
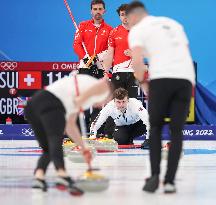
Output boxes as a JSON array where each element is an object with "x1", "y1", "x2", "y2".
[
  {"x1": 79, "y1": 54, "x2": 97, "y2": 69},
  {"x1": 83, "y1": 54, "x2": 97, "y2": 68}
]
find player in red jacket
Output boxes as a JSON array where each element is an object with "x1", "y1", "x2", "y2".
[
  {"x1": 73, "y1": 0, "x2": 112, "y2": 132},
  {"x1": 104, "y1": 4, "x2": 138, "y2": 98},
  {"x1": 73, "y1": 0, "x2": 112, "y2": 79}
]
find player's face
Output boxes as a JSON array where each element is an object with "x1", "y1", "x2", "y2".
[
  {"x1": 119, "y1": 10, "x2": 128, "y2": 25},
  {"x1": 127, "y1": 13, "x2": 137, "y2": 29},
  {"x1": 91, "y1": 4, "x2": 105, "y2": 21},
  {"x1": 115, "y1": 97, "x2": 128, "y2": 111}
]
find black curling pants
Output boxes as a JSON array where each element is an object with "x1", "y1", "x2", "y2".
[
  {"x1": 148, "y1": 78, "x2": 192, "y2": 183},
  {"x1": 24, "y1": 90, "x2": 66, "y2": 173}
]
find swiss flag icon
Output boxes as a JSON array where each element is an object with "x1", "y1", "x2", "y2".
[{"x1": 18, "y1": 71, "x2": 42, "y2": 89}]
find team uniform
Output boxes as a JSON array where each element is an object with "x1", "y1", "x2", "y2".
[
  {"x1": 90, "y1": 98, "x2": 149, "y2": 145},
  {"x1": 73, "y1": 19, "x2": 113, "y2": 79},
  {"x1": 108, "y1": 25, "x2": 138, "y2": 98},
  {"x1": 24, "y1": 74, "x2": 108, "y2": 192},
  {"x1": 73, "y1": 19, "x2": 112, "y2": 131},
  {"x1": 129, "y1": 16, "x2": 195, "y2": 190}
]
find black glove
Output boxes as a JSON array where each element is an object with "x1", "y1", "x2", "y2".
[{"x1": 83, "y1": 55, "x2": 97, "y2": 68}]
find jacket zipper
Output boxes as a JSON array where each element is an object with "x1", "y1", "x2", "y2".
[{"x1": 93, "y1": 25, "x2": 101, "y2": 55}]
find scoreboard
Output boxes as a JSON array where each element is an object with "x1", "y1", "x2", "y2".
[
  {"x1": 0, "y1": 61, "x2": 196, "y2": 124},
  {"x1": 0, "y1": 62, "x2": 79, "y2": 124}
]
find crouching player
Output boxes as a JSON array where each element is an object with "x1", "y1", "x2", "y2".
[{"x1": 90, "y1": 88, "x2": 150, "y2": 146}]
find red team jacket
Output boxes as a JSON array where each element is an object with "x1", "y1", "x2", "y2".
[
  {"x1": 108, "y1": 25, "x2": 131, "y2": 66},
  {"x1": 73, "y1": 19, "x2": 112, "y2": 60}
]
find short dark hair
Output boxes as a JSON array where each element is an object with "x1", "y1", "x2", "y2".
[
  {"x1": 116, "y1": 4, "x2": 129, "y2": 16},
  {"x1": 113, "y1": 88, "x2": 129, "y2": 100},
  {"x1": 91, "y1": 0, "x2": 105, "y2": 9},
  {"x1": 125, "y1": 1, "x2": 146, "y2": 15}
]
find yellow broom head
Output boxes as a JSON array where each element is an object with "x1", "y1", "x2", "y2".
[{"x1": 76, "y1": 170, "x2": 109, "y2": 192}]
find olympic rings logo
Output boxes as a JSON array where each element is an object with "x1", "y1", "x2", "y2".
[{"x1": 0, "y1": 62, "x2": 17, "y2": 70}]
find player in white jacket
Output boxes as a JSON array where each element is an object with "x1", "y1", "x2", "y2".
[
  {"x1": 127, "y1": 1, "x2": 195, "y2": 193},
  {"x1": 90, "y1": 88, "x2": 149, "y2": 146}
]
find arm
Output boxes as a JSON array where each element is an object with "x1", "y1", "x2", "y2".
[
  {"x1": 134, "y1": 100, "x2": 150, "y2": 138},
  {"x1": 128, "y1": 28, "x2": 149, "y2": 94},
  {"x1": 131, "y1": 46, "x2": 147, "y2": 82},
  {"x1": 131, "y1": 46, "x2": 149, "y2": 94},
  {"x1": 90, "y1": 104, "x2": 111, "y2": 136},
  {"x1": 73, "y1": 23, "x2": 86, "y2": 60},
  {"x1": 102, "y1": 47, "x2": 114, "y2": 72},
  {"x1": 65, "y1": 113, "x2": 86, "y2": 149},
  {"x1": 102, "y1": 29, "x2": 115, "y2": 72}
]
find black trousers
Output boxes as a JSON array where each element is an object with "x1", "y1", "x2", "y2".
[
  {"x1": 113, "y1": 120, "x2": 146, "y2": 145},
  {"x1": 148, "y1": 78, "x2": 192, "y2": 183},
  {"x1": 24, "y1": 90, "x2": 66, "y2": 173},
  {"x1": 111, "y1": 72, "x2": 138, "y2": 98}
]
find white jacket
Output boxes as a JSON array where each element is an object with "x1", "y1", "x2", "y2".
[{"x1": 90, "y1": 98, "x2": 149, "y2": 138}]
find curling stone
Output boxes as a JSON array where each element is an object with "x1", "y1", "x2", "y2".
[
  {"x1": 83, "y1": 137, "x2": 96, "y2": 146},
  {"x1": 76, "y1": 170, "x2": 109, "y2": 192},
  {"x1": 67, "y1": 146, "x2": 96, "y2": 163},
  {"x1": 63, "y1": 139, "x2": 77, "y2": 156},
  {"x1": 94, "y1": 138, "x2": 118, "y2": 152}
]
